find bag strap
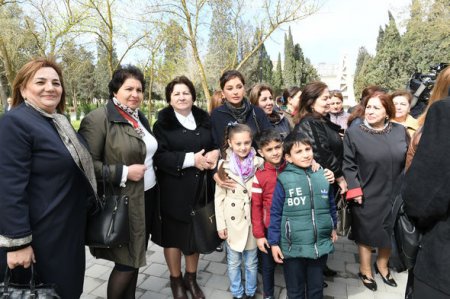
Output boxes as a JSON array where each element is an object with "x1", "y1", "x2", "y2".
[
  {"x1": 2, "y1": 264, "x2": 39, "y2": 293},
  {"x1": 252, "y1": 109, "x2": 261, "y2": 134}
]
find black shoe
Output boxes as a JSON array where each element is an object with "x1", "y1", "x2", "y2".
[
  {"x1": 216, "y1": 243, "x2": 224, "y2": 252},
  {"x1": 358, "y1": 272, "x2": 377, "y2": 291},
  {"x1": 323, "y1": 265, "x2": 337, "y2": 277},
  {"x1": 246, "y1": 295, "x2": 255, "y2": 299},
  {"x1": 374, "y1": 262, "x2": 397, "y2": 287},
  {"x1": 323, "y1": 281, "x2": 328, "y2": 288},
  {"x1": 233, "y1": 296, "x2": 246, "y2": 299}
]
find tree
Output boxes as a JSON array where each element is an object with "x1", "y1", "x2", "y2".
[
  {"x1": 146, "y1": 0, "x2": 321, "y2": 100},
  {"x1": 272, "y1": 52, "x2": 283, "y2": 95},
  {"x1": 283, "y1": 27, "x2": 296, "y2": 86},
  {"x1": 353, "y1": 47, "x2": 372, "y2": 99}
]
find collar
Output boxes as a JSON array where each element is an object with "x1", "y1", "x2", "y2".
[
  {"x1": 262, "y1": 160, "x2": 287, "y2": 172},
  {"x1": 174, "y1": 110, "x2": 196, "y2": 130},
  {"x1": 105, "y1": 100, "x2": 151, "y2": 132}
]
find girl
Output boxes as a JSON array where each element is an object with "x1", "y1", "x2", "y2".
[{"x1": 215, "y1": 123, "x2": 264, "y2": 299}]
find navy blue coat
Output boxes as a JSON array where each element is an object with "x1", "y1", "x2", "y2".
[
  {"x1": 210, "y1": 100, "x2": 271, "y2": 149},
  {"x1": 0, "y1": 103, "x2": 95, "y2": 299}
]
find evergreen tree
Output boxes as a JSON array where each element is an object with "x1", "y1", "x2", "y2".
[
  {"x1": 283, "y1": 27, "x2": 296, "y2": 86},
  {"x1": 94, "y1": 38, "x2": 118, "y2": 100},
  {"x1": 272, "y1": 52, "x2": 283, "y2": 95}
]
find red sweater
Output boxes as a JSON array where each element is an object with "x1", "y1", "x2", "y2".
[{"x1": 251, "y1": 160, "x2": 287, "y2": 239}]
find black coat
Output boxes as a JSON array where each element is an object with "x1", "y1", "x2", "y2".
[
  {"x1": 210, "y1": 100, "x2": 271, "y2": 149},
  {"x1": 403, "y1": 97, "x2": 450, "y2": 295},
  {"x1": 294, "y1": 115, "x2": 343, "y2": 177},
  {"x1": 0, "y1": 103, "x2": 95, "y2": 299},
  {"x1": 153, "y1": 105, "x2": 215, "y2": 222}
]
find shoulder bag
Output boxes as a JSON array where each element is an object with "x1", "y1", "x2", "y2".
[
  {"x1": 336, "y1": 192, "x2": 352, "y2": 237},
  {"x1": 190, "y1": 171, "x2": 222, "y2": 254},
  {"x1": 0, "y1": 265, "x2": 61, "y2": 298},
  {"x1": 85, "y1": 165, "x2": 130, "y2": 248}
]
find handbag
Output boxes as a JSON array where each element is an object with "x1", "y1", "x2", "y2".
[
  {"x1": 85, "y1": 165, "x2": 130, "y2": 248},
  {"x1": 336, "y1": 192, "x2": 352, "y2": 237},
  {"x1": 0, "y1": 265, "x2": 61, "y2": 298},
  {"x1": 190, "y1": 171, "x2": 222, "y2": 254}
]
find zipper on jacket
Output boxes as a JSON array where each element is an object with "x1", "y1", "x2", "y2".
[
  {"x1": 285, "y1": 218, "x2": 292, "y2": 252},
  {"x1": 306, "y1": 172, "x2": 319, "y2": 258}
]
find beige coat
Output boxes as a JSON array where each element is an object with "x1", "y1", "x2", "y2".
[{"x1": 214, "y1": 150, "x2": 264, "y2": 252}]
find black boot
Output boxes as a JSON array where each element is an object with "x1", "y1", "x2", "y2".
[
  {"x1": 170, "y1": 275, "x2": 188, "y2": 299},
  {"x1": 184, "y1": 272, "x2": 205, "y2": 299}
]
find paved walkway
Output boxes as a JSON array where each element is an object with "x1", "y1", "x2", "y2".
[{"x1": 81, "y1": 237, "x2": 407, "y2": 299}]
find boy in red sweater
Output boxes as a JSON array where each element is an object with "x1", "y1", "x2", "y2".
[{"x1": 251, "y1": 129, "x2": 285, "y2": 299}]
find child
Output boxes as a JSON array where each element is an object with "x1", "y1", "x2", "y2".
[
  {"x1": 215, "y1": 123, "x2": 264, "y2": 299},
  {"x1": 268, "y1": 132, "x2": 338, "y2": 299},
  {"x1": 252, "y1": 130, "x2": 335, "y2": 299}
]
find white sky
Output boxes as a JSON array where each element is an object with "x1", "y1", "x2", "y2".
[{"x1": 265, "y1": 0, "x2": 412, "y2": 73}]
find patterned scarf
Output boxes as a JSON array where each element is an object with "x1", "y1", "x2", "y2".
[
  {"x1": 112, "y1": 97, "x2": 145, "y2": 137},
  {"x1": 224, "y1": 98, "x2": 251, "y2": 124},
  {"x1": 229, "y1": 148, "x2": 256, "y2": 182},
  {"x1": 24, "y1": 100, "x2": 97, "y2": 194}
]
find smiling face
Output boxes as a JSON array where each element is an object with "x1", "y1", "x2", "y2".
[
  {"x1": 311, "y1": 88, "x2": 330, "y2": 116},
  {"x1": 285, "y1": 142, "x2": 313, "y2": 169},
  {"x1": 258, "y1": 89, "x2": 274, "y2": 115},
  {"x1": 114, "y1": 78, "x2": 143, "y2": 110},
  {"x1": 222, "y1": 77, "x2": 245, "y2": 106},
  {"x1": 329, "y1": 96, "x2": 344, "y2": 114},
  {"x1": 257, "y1": 140, "x2": 283, "y2": 166},
  {"x1": 393, "y1": 95, "x2": 410, "y2": 122},
  {"x1": 20, "y1": 67, "x2": 63, "y2": 113},
  {"x1": 170, "y1": 83, "x2": 193, "y2": 116},
  {"x1": 365, "y1": 97, "x2": 387, "y2": 129},
  {"x1": 227, "y1": 131, "x2": 252, "y2": 160}
]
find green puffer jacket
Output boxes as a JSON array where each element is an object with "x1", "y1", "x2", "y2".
[{"x1": 278, "y1": 164, "x2": 334, "y2": 259}]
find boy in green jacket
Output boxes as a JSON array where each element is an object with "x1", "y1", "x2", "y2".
[{"x1": 268, "y1": 132, "x2": 337, "y2": 299}]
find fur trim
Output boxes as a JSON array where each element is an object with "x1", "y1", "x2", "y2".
[{"x1": 156, "y1": 105, "x2": 210, "y2": 131}]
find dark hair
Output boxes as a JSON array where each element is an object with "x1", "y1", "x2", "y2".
[
  {"x1": 254, "y1": 129, "x2": 283, "y2": 149},
  {"x1": 391, "y1": 89, "x2": 413, "y2": 105},
  {"x1": 219, "y1": 70, "x2": 245, "y2": 90},
  {"x1": 329, "y1": 90, "x2": 343, "y2": 101},
  {"x1": 282, "y1": 86, "x2": 302, "y2": 102},
  {"x1": 294, "y1": 81, "x2": 328, "y2": 123},
  {"x1": 364, "y1": 93, "x2": 396, "y2": 120},
  {"x1": 283, "y1": 131, "x2": 312, "y2": 156},
  {"x1": 347, "y1": 86, "x2": 386, "y2": 126},
  {"x1": 218, "y1": 123, "x2": 253, "y2": 180},
  {"x1": 12, "y1": 57, "x2": 66, "y2": 113},
  {"x1": 108, "y1": 65, "x2": 145, "y2": 99},
  {"x1": 249, "y1": 83, "x2": 274, "y2": 106},
  {"x1": 165, "y1": 75, "x2": 196, "y2": 103}
]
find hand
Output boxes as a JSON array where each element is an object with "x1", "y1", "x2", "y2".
[
  {"x1": 336, "y1": 176, "x2": 348, "y2": 193},
  {"x1": 311, "y1": 159, "x2": 320, "y2": 172},
  {"x1": 213, "y1": 172, "x2": 237, "y2": 190},
  {"x1": 127, "y1": 164, "x2": 147, "y2": 182},
  {"x1": 204, "y1": 150, "x2": 219, "y2": 169},
  {"x1": 353, "y1": 195, "x2": 363, "y2": 204},
  {"x1": 194, "y1": 149, "x2": 208, "y2": 171},
  {"x1": 323, "y1": 168, "x2": 335, "y2": 184},
  {"x1": 331, "y1": 229, "x2": 338, "y2": 243},
  {"x1": 218, "y1": 229, "x2": 228, "y2": 240},
  {"x1": 271, "y1": 245, "x2": 284, "y2": 263},
  {"x1": 256, "y1": 238, "x2": 269, "y2": 254},
  {"x1": 7, "y1": 246, "x2": 35, "y2": 269}
]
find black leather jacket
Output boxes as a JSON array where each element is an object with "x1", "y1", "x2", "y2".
[{"x1": 294, "y1": 115, "x2": 343, "y2": 178}]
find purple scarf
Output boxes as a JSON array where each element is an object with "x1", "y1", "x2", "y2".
[{"x1": 229, "y1": 148, "x2": 257, "y2": 182}]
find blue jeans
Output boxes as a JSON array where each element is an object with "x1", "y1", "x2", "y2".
[
  {"x1": 283, "y1": 255, "x2": 327, "y2": 299},
  {"x1": 260, "y1": 246, "x2": 276, "y2": 297},
  {"x1": 225, "y1": 242, "x2": 258, "y2": 297}
]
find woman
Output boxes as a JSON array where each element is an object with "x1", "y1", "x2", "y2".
[
  {"x1": 210, "y1": 70, "x2": 271, "y2": 150},
  {"x1": 281, "y1": 86, "x2": 302, "y2": 129},
  {"x1": 153, "y1": 76, "x2": 218, "y2": 299},
  {"x1": 347, "y1": 85, "x2": 386, "y2": 128},
  {"x1": 402, "y1": 65, "x2": 450, "y2": 299},
  {"x1": 79, "y1": 65, "x2": 157, "y2": 299},
  {"x1": 328, "y1": 90, "x2": 349, "y2": 130},
  {"x1": 293, "y1": 82, "x2": 347, "y2": 193},
  {"x1": 343, "y1": 93, "x2": 408, "y2": 291},
  {"x1": 391, "y1": 90, "x2": 419, "y2": 137},
  {"x1": 249, "y1": 83, "x2": 290, "y2": 139},
  {"x1": 0, "y1": 58, "x2": 97, "y2": 298},
  {"x1": 208, "y1": 90, "x2": 223, "y2": 113}
]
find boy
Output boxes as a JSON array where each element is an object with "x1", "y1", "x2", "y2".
[
  {"x1": 268, "y1": 132, "x2": 337, "y2": 299},
  {"x1": 251, "y1": 130, "x2": 286, "y2": 299}
]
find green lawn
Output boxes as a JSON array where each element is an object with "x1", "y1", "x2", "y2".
[{"x1": 72, "y1": 119, "x2": 81, "y2": 131}]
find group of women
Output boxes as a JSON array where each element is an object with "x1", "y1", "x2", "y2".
[{"x1": 0, "y1": 56, "x2": 449, "y2": 299}]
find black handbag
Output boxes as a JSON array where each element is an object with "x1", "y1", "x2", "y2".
[
  {"x1": 336, "y1": 192, "x2": 352, "y2": 237},
  {"x1": 190, "y1": 171, "x2": 222, "y2": 254},
  {"x1": 0, "y1": 265, "x2": 61, "y2": 298},
  {"x1": 85, "y1": 166, "x2": 130, "y2": 248}
]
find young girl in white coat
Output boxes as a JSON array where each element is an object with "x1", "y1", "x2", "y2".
[{"x1": 215, "y1": 123, "x2": 264, "y2": 299}]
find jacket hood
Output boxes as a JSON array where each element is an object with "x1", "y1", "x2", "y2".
[{"x1": 156, "y1": 105, "x2": 210, "y2": 131}]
